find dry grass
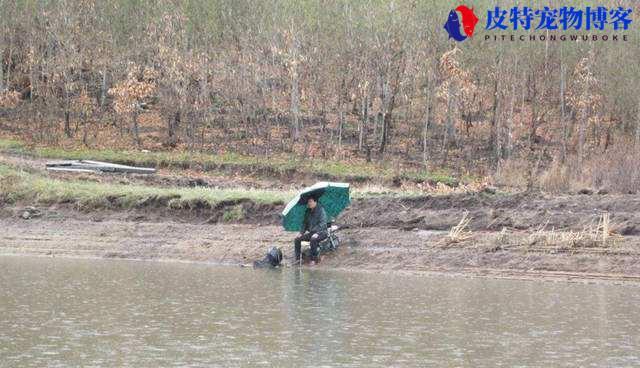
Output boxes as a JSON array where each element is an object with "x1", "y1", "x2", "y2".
[
  {"x1": 352, "y1": 179, "x2": 493, "y2": 198},
  {"x1": 495, "y1": 143, "x2": 640, "y2": 194},
  {"x1": 492, "y1": 158, "x2": 529, "y2": 189},
  {"x1": 538, "y1": 158, "x2": 571, "y2": 193},
  {"x1": 447, "y1": 211, "x2": 472, "y2": 243},
  {"x1": 495, "y1": 227, "x2": 509, "y2": 244},
  {"x1": 594, "y1": 212, "x2": 622, "y2": 246},
  {"x1": 527, "y1": 213, "x2": 621, "y2": 248},
  {"x1": 411, "y1": 180, "x2": 491, "y2": 194},
  {"x1": 528, "y1": 228, "x2": 595, "y2": 248}
]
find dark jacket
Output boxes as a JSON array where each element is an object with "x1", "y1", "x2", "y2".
[{"x1": 303, "y1": 205, "x2": 328, "y2": 235}]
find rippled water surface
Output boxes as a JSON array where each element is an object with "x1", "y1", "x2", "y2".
[{"x1": 1, "y1": 256, "x2": 639, "y2": 367}]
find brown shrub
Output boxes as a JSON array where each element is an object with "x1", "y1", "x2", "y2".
[
  {"x1": 492, "y1": 158, "x2": 529, "y2": 189},
  {"x1": 538, "y1": 158, "x2": 571, "y2": 193},
  {"x1": 494, "y1": 141, "x2": 640, "y2": 194},
  {"x1": 0, "y1": 90, "x2": 21, "y2": 108},
  {"x1": 586, "y1": 142, "x2": 640, "y2": 193}
]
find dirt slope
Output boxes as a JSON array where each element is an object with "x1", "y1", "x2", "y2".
[{"x1": 343, "y1": 192, "x2": 640, "y2": 235}]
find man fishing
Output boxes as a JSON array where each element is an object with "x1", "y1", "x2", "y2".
[{"x1": 294, "y1": 196, "x2": 328, "y2": 265}]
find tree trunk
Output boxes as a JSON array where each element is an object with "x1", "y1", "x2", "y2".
[
  {"x1": 82, "y1": 114, "x2": 89, "y2": 147},
  {"x1": 168, "y1": 110, "x2": 180, "y2": 147},
  {"x1": 5, "y1": 37, "x2": 12, "y2": 91},
  {"x1": 64, "y1": 111, "x2": 71, "y2": 138},
  {"x1": 560, "y1": 63, "x2": 568, "y2": 163},
  {"x1": 358, "y1": 94, "x2": 367, "y2": 151},
  {"x1": 504, "y1": 91, "x2": 514, "y2": 158},
  {"x1": 372, "y1": 112, "x2": 381, "y2": 151},
  {"x1": 373, "y1": 74, "x2": 383, "y2": 148},
  {"x1": 577, "y1": 107, "x2": 587, "y2": 173},
  {"x1": 422, "y1": 78, "x2": 432, "y2": 165},
  {"x1": 289, "y1": 36, "x2": 300, "y2": 141},
  {"x1": 338, "y1": 109, "x2": 344, "y2": 152},
  {"x1": 505, "y1": 75, "x2": 517, "y2": 158},
  {"x1": 100, "y1": 69, "x2": 107, "y2": 108},
  {"x1": 63, "y1": 73, "x2": 72, "y2": 138},
  {"x1": 490, "y1": 58, "x2": 502, "y2": 152},
  {"x1": 132, "y1": 110, "x2": 140, "y2": 147},
  {"x1": 380, "y1": 63, "x2": 403, "y2": 155},
  {"x1": 0, "y1": 55, "x2": 4, "y2": 91},
  {"x1": 379, "y1": 97, "x2": 396, "y2": 155},
  {"x1": 635, "y1": 98, "x2": 640, "y2": 149},
  {"x1": 529, "y1": 72, "x2": 538, "y2": 147},
  {"x1": 442, "y1": 85, "x2": 454, "y2": 165}
]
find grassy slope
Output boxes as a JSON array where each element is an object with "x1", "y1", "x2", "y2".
[
  {"x1": 0, "y1": 162, "x2": 428, "y2": 216},
  {"x1": 0, "y1": 138, "x2": 457, "y2": 185},
  {"x1": 0, "y1": 138, "x2": 438, "y2": 213},
  {"x1": 0, "y1": 164, "x2": 294, "y2": 210}
]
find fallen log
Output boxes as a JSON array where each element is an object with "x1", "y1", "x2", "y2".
[
  {"x1": 46, "y1": 167, "x2": 103, "y2": 174},
  {"x1": 46, "y1": 160, "x2": 156, "y2": 174}
]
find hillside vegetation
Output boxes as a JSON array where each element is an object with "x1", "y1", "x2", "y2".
[{"x1": 1, "y1": 1, "x2": 639, "y2": 192}]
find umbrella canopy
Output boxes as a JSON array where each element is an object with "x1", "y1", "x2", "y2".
[{"x1": 281, "y1": 182, "x2": 350, "y2": 231}]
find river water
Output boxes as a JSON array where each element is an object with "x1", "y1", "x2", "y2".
[{"x1": 0, "y1": 256, "x2": 639, "y2": 367}]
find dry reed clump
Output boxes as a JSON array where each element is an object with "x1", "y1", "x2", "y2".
[
  {"x1": 447, "y1": 211, "x2": 472, "y2": 243},
  {"x1": 494, "y1": 227, "x2": 509, "y2": 244},
  {"x1": 528, "y1": 213, "x2": 621, "y2": 248},
  {"x1": 478, "y1": 227, "x2": 510, "y2": 253}
]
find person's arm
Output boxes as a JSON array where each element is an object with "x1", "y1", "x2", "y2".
[
  {"x1": 301, "y1": 210, "x2": 309, "y2": 234},
  {"x1": 319, "y1": 207, "x2": 328, "y2": 230}
]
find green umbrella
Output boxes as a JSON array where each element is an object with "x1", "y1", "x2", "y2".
[{"x1": 281, "y1": 182, "x2": 350, "y2": 232}]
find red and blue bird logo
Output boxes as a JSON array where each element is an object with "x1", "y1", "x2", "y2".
[{"x1": 444, "y1": 5, "x2": 479, "y2": 42}]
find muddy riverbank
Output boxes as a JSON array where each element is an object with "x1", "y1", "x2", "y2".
[{"x1": 2, "y1": 191, "x2": 640, "y2": 282}]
